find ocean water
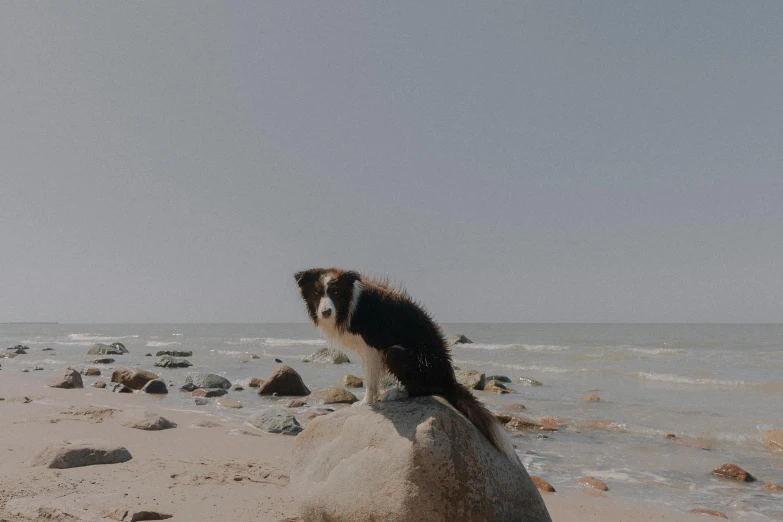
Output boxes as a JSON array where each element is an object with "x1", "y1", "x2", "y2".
[{"x1": 2, "y1": 323, "x2": 782, "y2": 520}]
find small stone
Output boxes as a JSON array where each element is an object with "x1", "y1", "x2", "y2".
[
  {"x1": 764, "y1": 481, "x2": 783, "y2": 492},
  {"x1": 287, "y1": 399, "x2": 308, "y2": 408},
  {"x1": 111, "y1": 367, "x2": 159, "y2": 390},
  {"x1": 445, "y1": 334, "x2": 472, "y2": 345},
  {"x1": 194, "y1": 398, "x2": 208, "y2": 405},
  {"x1": 82, "y1": 368, "x2": 101, "y2": 376},
  {"x1": 247, "y1": 406, "x2": 302, "y2": 435},
  {"x1": 154, "y1": 355, "x2": 192, "y2": 368},
  {"x1": 31, "y1": 440, "x2": 132, "y2": 468},
  {"x1": 581, "y1": 394, "x2": 601, "y2": 402},
  {"x1": 688, "y1": 509, "x2": 728, "y2": 519},
  {"x1": 145, "y1": 353, "x2": 152, "y2": 356},
  {"x1": 179, "y1": 383, "x2": 197, "y2": 392},
  {"x1": 530, "y1": 476, "x2": 555, "y2": 493},
  {"x1": 87, "y1": 343, "x2": 128, "y2": 355},
  {"x1": 92, "y1": 358, "x2": 115, "y2": 364},
  {"x1": 309, "y1": 387, "x2": 358, "y2": 405},
  {"x1": 120, "y1": 411, "x2": 177, "y2": 431},
  {"x1": 539, "y1": 417, "x2": 562, "y2": 429},
  {"x1": 578, "y1": 476, "x2": 608, "y2": 491},
  {"x1": 140, "y1": 379, "x2": 168, "y2": 394},
  {"x1": 47, "y1": 367, "x2": 84, "y2": 389},
  {"x1": 109, "y1": 383, "x2": 133, "y2": 393},
  {"x1": 340, "y1": 374, "x2": 364, "y2": 388},
  {"x1": 248, "y1": 377, "x2": 263, "y2": 388},
  {"x1": 185, "y1": 373, "x2": 231, "y2": 389},
  {"x1": 155, "y1": 350, "x2": 193, "y2": 357},
  {"x1": 250, "y1": 354, "x2": 260, "y2": 359},
  {"x1": 191, "y1": 388, "x2": 227, "y2": 398},
  {"x1": 92, "y1": 381, "x2": 107, "y2": 388},
  {"x1": 274, "y1": 358, "x2": 283, "y2": 363},
  {"x1": 216, "y1": 397, "x2": 242, "y2": 409},
  {"x1": 302, "y1": 347, "x2": 350, "y2": 364},
  {"x1": 712, "y1": 463, "x2": 755, "y2": 482},
  {"x1": 762, "y1": 430, "x2": 783, "y2": 452},
  {"x1": 230, "y1": 384, "x2": 244, "y2": 392},
  {"x1": 517, "y1": 376, "x2": 543, "y2": 387}
]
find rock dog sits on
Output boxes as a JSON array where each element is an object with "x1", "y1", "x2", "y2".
[{"x1": 294, "y1": 267, "x2": 520, "y2": 466}]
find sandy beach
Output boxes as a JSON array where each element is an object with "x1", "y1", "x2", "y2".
[{"x1": 0, "y1": 370, "x2": 714, "y2": 522}]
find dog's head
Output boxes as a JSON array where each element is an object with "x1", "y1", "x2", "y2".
[{"x1": 294, "y1": 268, "x2": 361, "y2": 329}]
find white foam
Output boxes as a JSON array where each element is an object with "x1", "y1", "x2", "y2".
[
  {"x1": 637, "y1": 372, "x2": 745, "y2": 387},
  {"x1": 67, "y1": 333, "x2": 139, "y2": 342},
  {"x1": 145, "y1": 341, "x2": 181, "y2": 347},
  {"x1": 262, "y1": 337, "x2": 327, "y2": 347},
  {"x1": 628, "y1": 347, "x2": 684, "y2": 356}
]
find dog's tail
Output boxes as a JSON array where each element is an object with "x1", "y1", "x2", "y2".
[{"x1": 446, "y1": 384, "x2": 522, "y2": 467}]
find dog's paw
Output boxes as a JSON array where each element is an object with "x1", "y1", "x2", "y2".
[{"x1": 379, "y1": 388, "x2": 409, "y2": 402}]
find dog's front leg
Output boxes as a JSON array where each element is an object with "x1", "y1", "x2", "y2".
[{"x1": 356, "y1": 348, "x2": 384, "y2": 406}]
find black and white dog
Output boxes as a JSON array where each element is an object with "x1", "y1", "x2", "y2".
[{"x1": 294, "y1": 267, "x2": 520, "y2": 465}]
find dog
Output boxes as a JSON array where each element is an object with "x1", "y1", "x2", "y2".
[{"x1": 294, "y1": 267, "x2": 520, "y2": 466}]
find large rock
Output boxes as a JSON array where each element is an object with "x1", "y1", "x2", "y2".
[
  {"x1": 762, "y1": 430, "x2": 783, "y2": 452},
  {"x1": 154, "y1": 355, "x2": 192, "y2": 368},
  {"x1": 111, "y1": 367, "x2": 159, "y2": 390},
  {"x1": 247, "y1": 406, "x2": 303, "y2": 435},
  {"x1": 140, "y1": 379, "x2": 168, "y2": 394},
  {"x1": 184, "y1": 373, "x2": 231, "y2": 389},
  {"x1": 291, "y1": 396, "x2": 551, "y2": 522},
  {"x1": 31, "y1": 440, "x2": 132, "y2": 468},
  {"x1": 303, "y1": 347, "x2": 350, "y2": 364},
  {"x1": 47, "y1": 367, "x2": 84, "y2": 389},
  {"x1": 88, "y1": 342, "x2": 128, "y2": 355},
  {"x1": 257, "y1": 365, "x2": 310, "y2": 396}
]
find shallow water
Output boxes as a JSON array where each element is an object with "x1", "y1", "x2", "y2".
[{"x1": 2, "y1": 323, "x2": 781, "y2": 520}]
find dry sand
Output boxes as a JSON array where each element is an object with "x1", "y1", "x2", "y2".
[{"x1": 0, "y1": 371, "x2": 706, "y2": 522}]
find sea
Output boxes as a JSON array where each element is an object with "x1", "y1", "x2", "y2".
[{"x1": 1, "y1": 323, "x2": 781, "y2": 520}]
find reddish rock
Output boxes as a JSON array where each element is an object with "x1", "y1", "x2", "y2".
[
  {"x1": 287, "y1": 399, "x2": 308, "y2": 408},
  {"x1": 81, "y1": 368, "x2": 101, "y2": 376},
  {"x1": 111, "y1": 367, "x2": 159, "y2": 390},
  {"x1": 712, "y1": 463, "x2": 755, "y2": 482},
  {"x1": 191, "y1": 388, "x2": 227, "y2": 398},
  {"x1": 688, "y1": 509, "x2": 728, "y2": 519},
  {"x1": 530, "y1": 476, "x2": 555, "y2": 493},
  {"x1": 539, "y1": 417, "x2": 562, "y2": 429},
  {"x1": 496, "y1": 414, "x2": 557, "y2": 432},
  {"x1": 581, "y1": 394, "x2": 601, "y2": 402},
  {"x1": 762, "y1": 430, "x2": 783, "y2": 452},
  {"x1": 764, "y1": 481, "x2": 783, "y2": 492},
  {"x1": 309, "y1": 387, "x2": 358, "y2": 405},
  {"x1": 248, "y1": 377, "x2": 264, "y2": 388},
  {"x1": 578, "y1": 476, "x2": 608, "y2": 491},
  {"x1": 257, "y1": 366, "x2": 310, "y2": 396}
]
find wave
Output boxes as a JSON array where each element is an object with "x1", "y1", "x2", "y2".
[
  {"x1": 628, "y1": 348, "x2": 684, "y2": 356},
  {"x1": 637, "y1": 372, "x2": 746, "y2": 387},
  {"x1": 262, "y1": 338, "x2": 327, "y2": 347},
  {"x1": 456, "y1": 343, "x2": 569, "y2": 352},
  {"x1": 145, "y1": 341, "x2": 182, "y2": 347},
  {"x1": 453, "y1": 358, "x2": 586, "y2": 374},
  {"x1": 68, "y1": 333, "x2": 139, "y2": 342}
]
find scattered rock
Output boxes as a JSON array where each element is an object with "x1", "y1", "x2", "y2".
[
  {"x1": 42, "y1": 347, "x2": 55, "y2": 351},
  {"x1": 185, "y1": 373, "x2": 231, "y2": 390},
  {"x1": 302, "y1": 347, "x2": 350, "y2": 364},
  {"x1": 712, "y1": 463, "x2": 755, "y2": 482},
  {"x1": 496, "y1": 414, "x2": 556, "y2": 432},
  {"x1": 581, "y1": 394, "x2": 601, "y2": 402},
  {"x1": 92, "y1": 358, "x2": 116, "y2": 364},
  {"x1": 109, "y1": 383, "x2": 134, "y2": 393},
  {"x1": 31, "y1": 440, "x2": 132, "y2": 468},
  {"x1": 47, "y1": 367, "x2": 84, "y2": 389},
  {"x1": 531, "y1": 476, "x2": 556, "y2": 493},
  {"x1": 257, "y1": 366, "x2": 310, "y2": 396},
  {"x1": 179, "y1": 383, "x2": 197, "y2": 392},
  {"x1": 290, "y1": 396, "x2": 550, "y2": 522},
  {"x1": 120, "y1": 411, "x2": 177, "y2": 431},
  {"x1": 88, "y1": 342, "x2": 128, "y2": 355},
  {"x1": 288, "y1": 399, "x2": 308, "y2": 408},
  {"x1": 33, "y1": 366, "x2": 43, "y2": 371},
  {"x1": 539, "y1": 417, "x2": 563, "y2": 429},
  {"x1": 764, "y1": 481, "x2": 783, "y2": 492},
  {"x1": 140, "y1": 379, "x2": 168, "y2": 394},
  {"x1": 192, "y1": 419, "x2": 221, "y2": 428},
  {"x1": 192, "y1": 388, "x2": 227, "y2": 398},
  {"x1": 517, "y1": 377, "x2": 544, "y2": 387},
  {"x1": 483, "y1": 379, "x2": 513, "y2": 394},
  {"x1": 486, "y1": 375, "x2": 511, "y2": 383},
  {"x1": 155, "y1": 350, "x2": 192, "y2": 357},
  {"x1": 230, "y1": 384, "x2": 245, "y2": 392},
  {"x1": 92, "y1": 381, "x2": 107, "y2": 388},
  {"x1": 340, "y1": 374, "x2": 364, "y2": 388},
  {"x1": 247, "y1": 406, "x2": 303, "y2": 435},
  {"x1": 578, "y1": 476, "x2": 608, "y2": 491},
  {"x1": 82, "y1": 367, "x2": 102, "y2": 376},
  {"x1": 250, "y1": 354, "x2": 260, "y2": 359},
  {"x1": 145, "y1": 353, "x2": 152, "y2": 356},
  {"x1": 688, "y1": 509, "x2": 728, "y2": 519},
  {"x1": 215, "y1": 397, "x2": 242, "y2": 409},
  {"x1": 309, "y1": 387, "x2": 358, "y2": 405},
  {"x1": 248, "y1": 377, "x2": 263, "y2": 388},
  {"x1": 154, "y1": 355, "x2": 192, "y2": 368},
  {"x1": 445, "y1": 334, "x2": 473, "y2": 345},
  {"x1": 111, "y1": 367, "x2": 159, "y2": 390},
  {"x1": 454, "y1": 370, "x2": 485, "y2": 390},
  {"x1": 194, "y1": 398, "x2": 208, "y2": 406},
  {"x1": 762, "y1": 430, "x2": 783, "y2": 452}
]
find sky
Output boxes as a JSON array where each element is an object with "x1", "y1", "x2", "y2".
[{"x1": 1, "y1": 1, "x2": 781, "y2": 323}]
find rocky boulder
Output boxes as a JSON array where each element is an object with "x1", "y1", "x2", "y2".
[
  {"x1": 120, "y1": 411, "x2": 177, "y2": 431},
  {"x1": 257, "y1": 365, "x2": 310, "y2": 396},
  {"x1": 291, "y1": 396, "x2": 551, "y2": 522},
  {"x1": 111, "y1": 367, "x2": 159, "y2": 390},
  {"x1": 47, "y1": 367, "x2": 84, "y2": 389},
  {"x1": 303, "y1": 347, "x2": 350, "y2": 364},
  {"x1": 88, "y1": 342, "x2": 128, "y2": 355},
  {"x1": 31, "y1": 440, "x2": 132, "y2": 468},
  {"x1": 309, "y1": 387, "x2": 358, "y2": 405},
  {"x1": 154, "y1": 355, "x2": 192, "y2": 368},
  {"x1": 184, "y1": 373, "x2": 231, "y2": 390},
  {"x1": 247, "y1": 406, "x2": 303, "y2": 435},
  {"x1": 454, "y1": 370, "x2": 485, "y2": 390}
]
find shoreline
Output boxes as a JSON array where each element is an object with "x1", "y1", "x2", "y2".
[{"x1": 0, "y1": 370, "x2": 710, "y2": 522}]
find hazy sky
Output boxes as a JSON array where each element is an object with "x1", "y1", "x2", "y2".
[{"x1": 2, "y1": 2, "x2": 781, "y2": 323}]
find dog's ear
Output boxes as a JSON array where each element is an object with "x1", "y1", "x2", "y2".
[
  {"x1": 336, "y1": 270, "x2": 361, "y2": 286},
  {"x1": 294, "y1": 269, "x2": 323, "y2": 290}
]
